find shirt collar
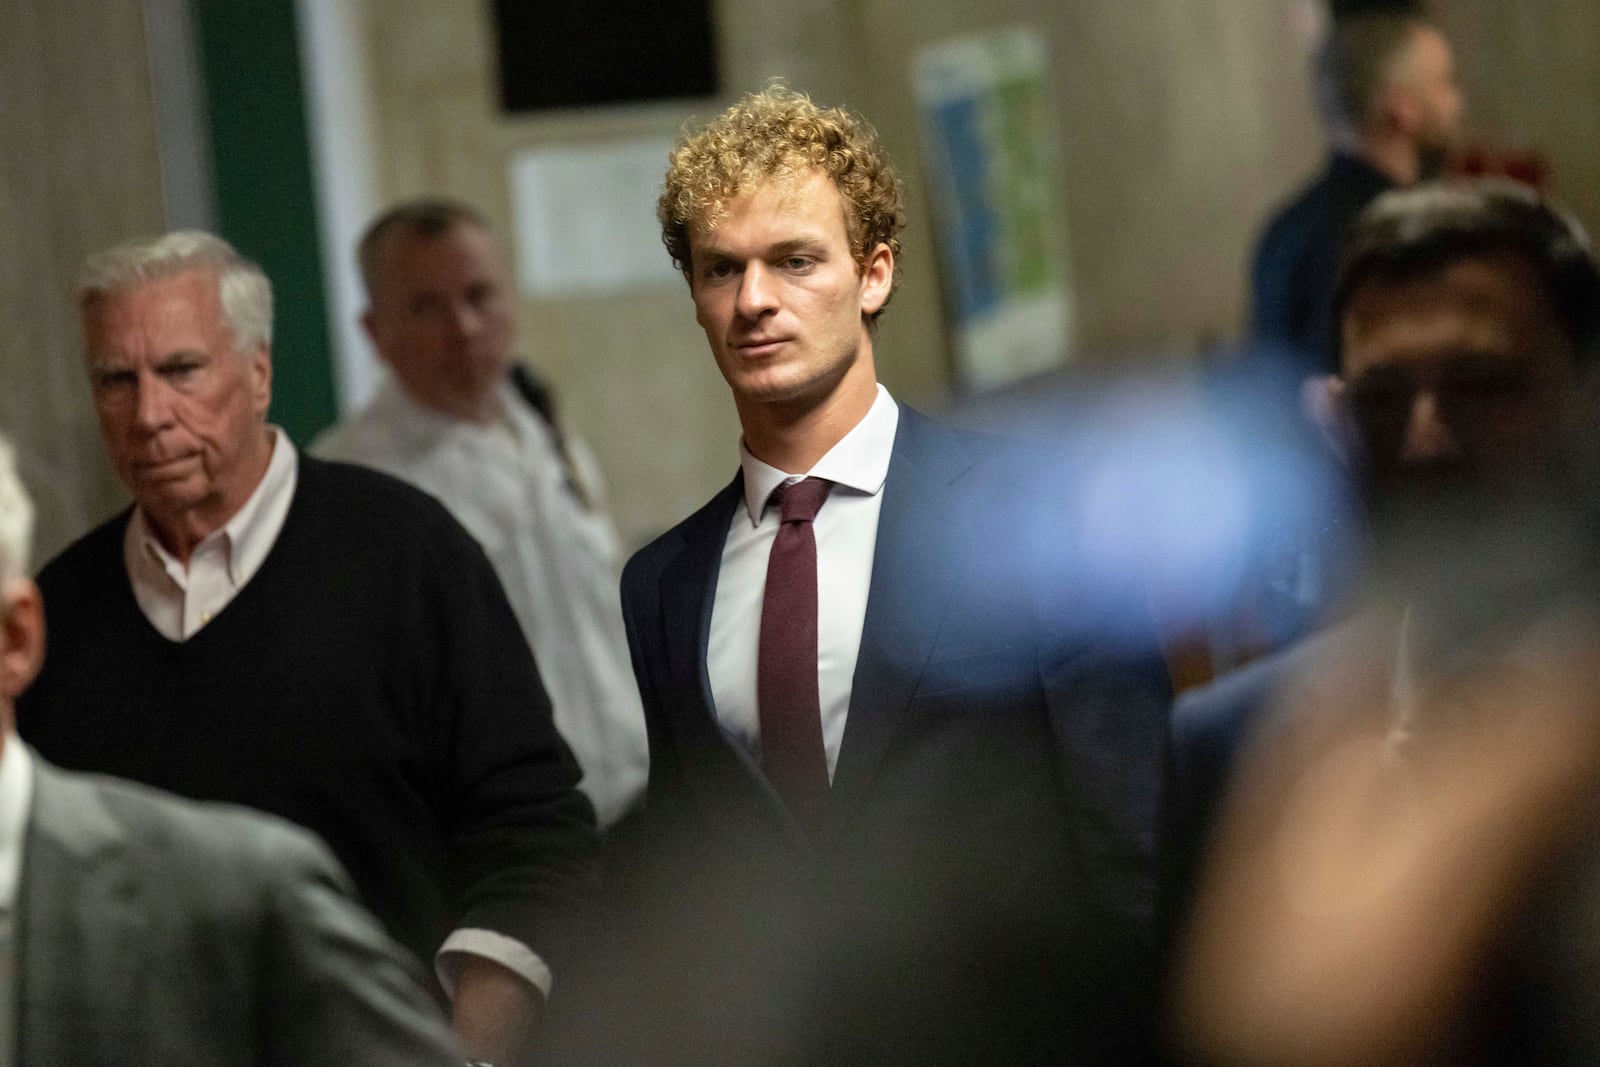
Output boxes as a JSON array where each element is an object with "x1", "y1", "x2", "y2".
[
  {"x1": 738, "y1": 384, "x2": 899, "y2": 526},
  {"x1": 377, "y1": 375, "x2": 526, "y2": 446},
  {"x1": 0, "y1": 736, "x2": 34, "y2": 912},
  {"x1": 130, "y1": 426, "x2": 298, "y2": 584}
]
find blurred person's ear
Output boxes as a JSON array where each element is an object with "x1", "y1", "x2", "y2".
[
  {"x1": 0, "y1": 579, "x2": 44, "y2": 705},
  {"x1": 360, "y1": 308, "x2": 386, "y2": 362},
  {"x1": 1305, "y1": 374, "x2": 1358, "y2": 467}
]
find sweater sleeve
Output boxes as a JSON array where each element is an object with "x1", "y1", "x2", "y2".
[{"x1": 428, "y1": 516, "x2": 600, "y2": 979}]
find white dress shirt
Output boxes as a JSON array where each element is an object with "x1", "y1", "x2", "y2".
[
  {"x1": 119, "y1": 426, "x2": 549, "y2": 996},
  {"x1": 0, "y1": 735, "x2": 30, "y2": 1067},
  {"x1": 313, "y1": 376, "x2": 649, "y2": 828},
  {"x1": 0, "y1": 737, "x2": 33, "y2": 915},
  {"x1": 125, "y1": 427, "x2": 297, "y2": 640},
  {"x1": 708, "y1": 385, "x2": 899, "y2": 778}
]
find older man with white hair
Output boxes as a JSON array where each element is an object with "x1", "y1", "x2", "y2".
[
  {"x1": 17, "y1": 231, "x2": 597, "y2": 1065},
  {"x1": 0, "y1": 432, "x2": 465, "y2": 1065}
]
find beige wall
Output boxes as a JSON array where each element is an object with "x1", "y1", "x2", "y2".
[
  {"x1": 11, "y1": 2, "x2": 1600, "y2": 556},
  {"x1": 7, "y1": 3, "x2": 1596, "y2": 562},
  {"x1": 350, "y1": 0, "x2": 1332, "y2": 545},
  {"x1": 1443, "y1": 1, "x2": 1600, "y2": 239},
  {"x1": 0, "y1": 1, "x2": 167, "y2": 564}
]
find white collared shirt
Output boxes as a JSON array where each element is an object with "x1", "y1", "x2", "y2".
[
  {"x1": 124, "y1": 427, "x2": 297, "y2": 641},
  {"x1": 708, "y1": 384, "x2": 899, "y2": 779},
  {"x1": 0, "y1": 733, "x2": 30, "y2": 1063},
  {"x1": 0, "y1": 737, "x2": 33, "y2": 916}
]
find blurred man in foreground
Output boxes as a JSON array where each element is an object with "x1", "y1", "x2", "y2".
[
  {"x1": 1172, "y1": 181, "x2": 1600, "y2": 1065},
  {"x1": 0, "y1": 431, "x2": 463, "y2": 1065},
  {"x1": 18, "y1": 231, "x2": 597, "y2": 1064},
  {"x1": 315, "y1": 200, "x2": 647, "y2": 828},
  {"x1": 1253, "y1": 10, "x2": 1463, "y2": 376}
]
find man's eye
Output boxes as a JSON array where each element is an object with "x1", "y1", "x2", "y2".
[
  {"x1": 783, "y1": 257, "x2": 813, "y2": 271},
  {"x1": 1442, "y1": 374, "x2": 1527, "y2": 401},
  {"x1": 1351, "y1": 379, "x2": 1413, "y2": 407},
  {"x1": 94, "y1": 370, "x2": 136, "y2": 390},
  {"x1": 1348, "y1": 382, "x2": 1419, "y2": 426},
  {"x1": 704, "y1": 262, "x2": 735, "y2": 280}
]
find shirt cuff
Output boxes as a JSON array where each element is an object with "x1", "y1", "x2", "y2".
[{"x1": 435, "y1": 928, "x2": 553, "y2": 1000}]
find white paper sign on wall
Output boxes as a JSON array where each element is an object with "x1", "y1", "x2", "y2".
[{"x1": 509, "y1": 137, "x2": 684, "y2": 297}]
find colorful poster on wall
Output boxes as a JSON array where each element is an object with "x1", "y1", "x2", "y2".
[{"x1": 914, "y1": 26, "x2": 1072, "y2": 391}]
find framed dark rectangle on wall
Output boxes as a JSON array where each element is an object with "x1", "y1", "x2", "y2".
[{"x1": 491, "y1": 0, "x2": 718, "y2": 112}]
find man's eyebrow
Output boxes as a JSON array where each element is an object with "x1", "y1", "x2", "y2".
[
  {"x1": 768, "y1": 237, "x2": 829, "y2": 257},
  {"x1": 694, "y1": 236, "x2": 831, "y2": 260},
  {"x1": 155, "y1": 348, "x2": 210, "y2": 364}
]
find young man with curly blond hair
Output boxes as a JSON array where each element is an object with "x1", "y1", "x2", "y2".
[{"x1": 596, "y1": 86, "x2": 1171, "y2": 1063}]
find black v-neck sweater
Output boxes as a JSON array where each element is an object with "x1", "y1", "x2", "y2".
[{"x1": 19, "y1": 456, "x2": 597, "y2": 973}]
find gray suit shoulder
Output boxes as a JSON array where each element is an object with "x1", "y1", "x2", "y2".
[
  {"x1": 27, "y1": 757, "x2": 463, "y2": 1065},
  {"x1": 40, "y1": 758, "x2": 341, "y2": 876}
]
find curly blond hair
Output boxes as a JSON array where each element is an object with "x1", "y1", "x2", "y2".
[{"x1": 658, "y1": 85, "x2": 905, "y2": 319}]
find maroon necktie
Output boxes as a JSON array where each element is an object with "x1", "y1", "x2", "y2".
[{"x1": 758, "y1": 477, "x2": 833, "y2": 822}]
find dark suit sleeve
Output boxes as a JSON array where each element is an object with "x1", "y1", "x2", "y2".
[
  {"x1": 1040, "y1": 634, "x2": 1173, "y2": 939},
  {"x1": 1012, "y1": 442, "x2": 1175, "y2": 944},
  {"x1": 619, "y1": 552, "x2": 686, "y2": 819},
  {"x1": 259, "y1": 825, "x2": 465, "y2": 1066},
  {"x1": 430, "y1": 521, "x2": 600, "y2": 976},
  {"x1": 973, "y1": 440, "x2": 1173, "y2": 1057}
]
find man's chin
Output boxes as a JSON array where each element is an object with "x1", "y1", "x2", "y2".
[
  {"x1": 1367, "y1": 469, "x2": 1482, "y2": 558},
  {"x1": 728, "y1": 370, "x2": 816, "y2": 408},
  {"x1": 128, "y1": 474, "x2": 207, "y2": 516},
  {"x1": 1370, "y1": 470, "x2": 1474, "y2": 512}
]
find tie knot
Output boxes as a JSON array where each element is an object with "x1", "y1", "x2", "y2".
[{"x1": 772, "y1": 477, "x2": 831, "y2": 524}]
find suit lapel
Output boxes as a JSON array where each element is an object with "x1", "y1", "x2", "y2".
[
  {"x1": 17, "y1": 759, "x2": 148, "y2": 1066},
  {"x1": 829, "y1": 408, "x2": 977, "y2": 814},
  {"x1": 658, "y1": 474, "x2": 740, "y2": 719},
  {"x1": 657, "y1": 474, "x2": 796, "y2": 824}
]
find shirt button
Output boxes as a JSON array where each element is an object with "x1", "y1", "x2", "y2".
[{"x1": 200, "y1": 611, "x2": 213, "y2": 625}]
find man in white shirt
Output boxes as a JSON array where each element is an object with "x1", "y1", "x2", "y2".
[
  {"x1": 0, "y1": 431, "x2": 464, "y2": 1066},
  {"x1": 600, "y1": 86, "x2": 1171, "y2": 1064},
  {"x1": 313, "y1": 200, "x2": 647, "y2": 828},
  {"x1": 17, "y1": 230, "x2": 597, "y2": 1066}
]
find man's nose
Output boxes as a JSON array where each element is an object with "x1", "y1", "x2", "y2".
[
  {"x1": 735, "y1": 264, "x2": 777, "y2": 318},
  {"x1": 1400, "y1": 389, "x2": 1461, "y2": 465},
  {"x1": 133, "y1": 374, "x2": 174, "y2": 431},
  {"x1": 448, "y1": 300, "x2": 483, "y2": 338}
]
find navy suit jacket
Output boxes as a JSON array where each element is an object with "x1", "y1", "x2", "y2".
[{"x1": 611, "y1": 405, "x2": 1171, "y2": 1063}]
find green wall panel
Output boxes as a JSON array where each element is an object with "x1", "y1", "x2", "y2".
[{"x1": 193, "y1": 0, "x2": 336, "y2": 445}]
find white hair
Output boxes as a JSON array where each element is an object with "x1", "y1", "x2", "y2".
[
  {"x1": 0, "y1": 437, "x2": 34, "y2": 585},
  {"x1": 75, "y1": 230, "x2": 274, "y2": 350}
]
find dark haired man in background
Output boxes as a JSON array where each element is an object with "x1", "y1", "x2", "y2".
[
  {"x1": 1173, "y1": 180, "x2": 1600, "y2": 1066},
  {"x1": 1252, "y1": 11, "x2": 1463, "y2": 375}
]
